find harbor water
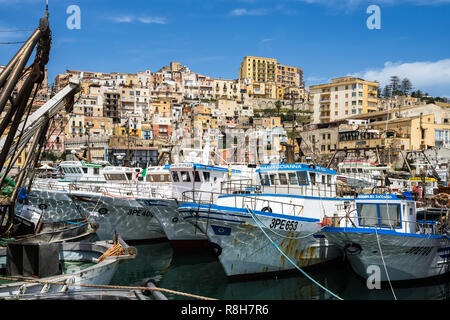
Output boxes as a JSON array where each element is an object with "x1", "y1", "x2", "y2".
[{"x1": 107, "y1": 240, "x2": 450, "y2": 301}]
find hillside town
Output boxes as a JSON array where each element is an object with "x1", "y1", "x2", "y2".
[{"x1": 2, "y1": 55, "x2": 450, "y2": 175}]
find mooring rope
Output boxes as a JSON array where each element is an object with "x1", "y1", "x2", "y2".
[
  {"x1": 374, "y1": 228, "x2": 397, "y2": 300},
  {"x1": 0, "y1": 276, "x2": 217, "y2": 300},
  {"x1": 246, "y1": 207, "x2": 344, "y2": 300}
]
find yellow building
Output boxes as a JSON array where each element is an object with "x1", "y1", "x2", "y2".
[
  {"x1": 152, "y1": 98, "x2": 172, "y2": 117},
  {"x1": 310, "y1": 76, "x2": 379, "y2": 123},
  {"x1": 239, "y1": 56, "x2": 277, "y2": 83},
  {"x1": 113, "y1": 126, "x2": 142, "y2": 138}
]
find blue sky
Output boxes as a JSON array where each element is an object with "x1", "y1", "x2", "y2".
[{"x1": 1, "y1": 0, "x2": 449, "y2": 96}]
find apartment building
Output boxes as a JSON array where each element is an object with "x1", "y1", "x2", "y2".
[{"x1": 310, "y1": 76, "x2": 379, "y2": 124}]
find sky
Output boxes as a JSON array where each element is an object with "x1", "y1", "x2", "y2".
[{"x1": 1, "y1": 0, "x2": 449, "y2": 97}]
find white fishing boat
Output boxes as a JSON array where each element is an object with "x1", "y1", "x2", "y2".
[
  {"x1": 30, "y1": 164, "x2": 168, "y2": 242},
  {"x1": 137, "y1": 162, "x2": 255, "y2": 253},
  {"x1": 178, "y1": 163, "x2": 356, "y2": 279},
  {"x1": 322, "y1": 193, "x2": 450, "y2": 282},
  {"x1": 0, "y1": 234, "x2": 136, "y2": 297}
]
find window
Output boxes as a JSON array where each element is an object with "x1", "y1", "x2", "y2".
[
  {"x1": 171, "y1": 172, "x2": 180, "y2": 182},
  {"x1": 279, "y1": 173, "x2": 288, "y2": 185},
  {"x1": 269, "y1": 174, "x2": 278, "y2": 185},
  {"x1": 297, "y1": 171, "x2": 308, "y2": 185},
  {"x1": 260, "y1": 173, "x2": 270, "y2": 186},
  {"x1": 358, "y1": 204, "x2": 379, "y2": 227},
  {"x1": 82, "y1": 168, "x2": 88, "y2": 174},
  {"x1": 181, "y1": 171, "x2": 191, "y2": 182},
  {"x1": 194, "y1": 171, "x2": 201, "y2": 182},
  {"x1": 309, "y1": 172, "x2": 316, "y2": 185},
  {"x1": 288, "y1": 173, "x2": 298, "y2": 185},
  {"x1": 327, "y1": 175, "x2": 332, "y2": 185},
  {"x1": 203, "y1": 172, "x2": 210, "y2": 182},
  {"x1": 379, "y1": 204, "x2": 401, "y2": 228}
]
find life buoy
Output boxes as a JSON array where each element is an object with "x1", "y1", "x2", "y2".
[
  {"x1": 261, "y1": 207, "x2": 272, "y2": 213},
  {"x1": 344, "y1": 243, "x2": 362, "y2": 256},
  {"x1": 172, "y1": 217, "x2": 179, "y2": 223}
]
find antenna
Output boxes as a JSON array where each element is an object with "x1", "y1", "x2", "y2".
[{"x1": 45, "y1": 0, "x2": 49, "y2": 18}]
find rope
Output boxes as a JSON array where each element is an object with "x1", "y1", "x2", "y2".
[
  {"x1": 374, "y1": 228, "x2": 397, "y2": 300},
  {"x1": 246, "y1": 206, "x2": 344, "y2": 300},
  {"x1": 0, "y1": 276, "x2": 217, "y2": 300},
  {"x1": 97, "y1": 241, "x2": 124, "y2": 263}
]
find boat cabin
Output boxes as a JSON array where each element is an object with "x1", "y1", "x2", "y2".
[
  {"x1": 102, "y1": 166, "x2": 142, "y2": 183},
  {"x1": 255, "y1": 163, "x2": 338, "y2": 198},
  {"x1": 142, "y1": 166, "x2": 172, "y2": 184},
  {"x1": 59, "y1": 161, "x2": 108, "y2": 182},
  {"x1": 170, "y1": 163, "x2": 246, "y2": 200},
  {"x1": 408, "y1": 177, "x2": 438, "y2": 197},
  {"x1": 353, "y1": 194, "x2": 418, "y2": 234}
]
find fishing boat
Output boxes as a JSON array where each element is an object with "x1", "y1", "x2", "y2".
[
  {"x1": 137, "y1": 162, "x2": 255, "y2": 253},
  {"x1": 322, "y1": 192, "x2": 450, "y2": 282},
  {"x1": 178, "y1": 163, "x2": 356, "y2": 279},
  {"x1": 0, "y1": 233, "x2": 137, "y2": 297},
  {"x1": 30, "y1": 165, "x2": 169, "y2": 242}
]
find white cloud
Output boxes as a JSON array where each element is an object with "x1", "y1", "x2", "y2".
[
  {"x1": 229, "y1": 8, "x2": 269, "y2": 16},
  {"x1": 138, "y1": 17, "x2": 167, "y2": 25},
  {"x1": 110, "y1": 15, "x2": 167, "y2": 24},
  {"x1": 351, "y1": 59, "x2": 450, "y2": 97}
]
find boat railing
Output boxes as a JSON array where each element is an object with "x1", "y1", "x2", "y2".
[
  {"x1": 32, "y1": 180, "x2": 173, "y2": 199},
  {"x1": 181, "y1": 190, "x2": 305, "y2": 217},
  {"x1": 220, "y1": 177, "x2": 339, "y2": 198}
]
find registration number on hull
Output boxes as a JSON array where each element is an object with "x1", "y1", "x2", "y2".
[
  {"x1": 127, "y1": 209, "x2": 153, "y2": 217},
  {"x1": 268, "y1": 218, "x2": 298, "y2": 231}
]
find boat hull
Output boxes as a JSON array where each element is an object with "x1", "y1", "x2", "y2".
[
  {"x1": 137, "y1": 198, "x2": 209, "y2": 252},
  {"x1": 29, "y1": 189, "x2": 166, "y2": 242},
  {"x1": 324, "y1": 227, "x2": 450, "y2": 281},
  {"x1": 179, "y1": 203, "x2": 342, "y2": 278}
]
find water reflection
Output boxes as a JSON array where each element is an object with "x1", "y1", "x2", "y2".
[{"x1": 110, "y1": 243, "x2": 450, "y2": 300}]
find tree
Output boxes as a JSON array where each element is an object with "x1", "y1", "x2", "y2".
[
  {"x1": 400, "y1": 78, "x2": 413, "y2": 95},
  {"x1": 275, "y1": 100, "x2": 282, "y2": 116},
  {"x1": 382, "y1": 84, "x2": 392, "y2": 98},
  {"x1": 390, "y1": 76, "x2": 401, "y2": 95}
]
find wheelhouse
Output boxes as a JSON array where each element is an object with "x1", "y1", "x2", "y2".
[
  {"x1": 354, "y1": 194, "x2": 416, "y2": 233},
  {"x1": 102, "y1": 166, "x2": 141, "y2": 183},
  {"x1": 143, "y1": 166, "x2": 172, "y2": 184},
  {"x1": 256, "y1": 164, "x2": 338, "y2": 197},
  {"x1": 59, "y1": 161, "x2": 108, "y2": 182}
]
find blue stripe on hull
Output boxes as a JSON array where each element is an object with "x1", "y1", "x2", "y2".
[{"x1": 178, "y1": 202, "x2": 320, "y2": 223}]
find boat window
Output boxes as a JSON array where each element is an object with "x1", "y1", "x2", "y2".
[
  {"x1": 309, "y1": 172, "x2": 316, "y2": 185},
  {"x1": 126, "y1": 173, "x2": 132, "y2": 181},
  {"x1": 351, "y1": 168, "x2": 357, "y2": 173},
  {"x1": 379, "y1": 204, "x2": 401, "y2": 228},
  {"x1": 172, "y1": 172, "x2": 180, "y2": 182},
  {"x1": 82, "y1": 168, "x2": 88, "y2": 174},
  {"x1": 358, "y1": 168, "x2": 363, "y2": 173},
  {"x1": 327, "y1": 175, "x2": 332, "y2": 186},
  {"x1": 279, "y1": 173, "x2": 288, "y2": 185},
  {"x1": 297, "y1": 172, "x2": 308, "y2": 185},
  {"x1": 166, "y1": 174, "x2": 171, "y2": 182},
  {"x1": 260, "y1": 173, "x2": 270, "y2": 186},
  {"x1": 321, "y1": 175, "x2": 326, "y2": 185},
  {"x1": 203, "y1": 172, "x2": 210, "y2": 182},
  {"x1": 160, "y1": 174, "x2": 166, "y2": 182},
  {"x1": 93, "y1": 168, "x2": 99, "y2": 175},
  {"x1": 288, "y1": 172, "x2": 298, "y2": 185},
  {"x1": 181, "y1": 171, "x2": 191, "y2": 182},
  {"x1": 194, "y1": 171, "x2": 201, "y2": 182},
  {"x1": 357, "y1": 203, "x2": 379, "y2": 227},
  {"x1": 269, "y1": 174, "x2": 278, "y2": 185}
]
